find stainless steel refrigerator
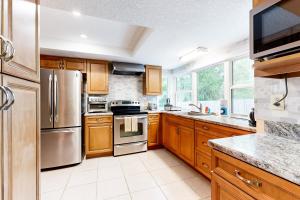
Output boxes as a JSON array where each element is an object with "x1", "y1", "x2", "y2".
[{"x1": 41, "y1": 69, "x2": 82, "y2": 169}]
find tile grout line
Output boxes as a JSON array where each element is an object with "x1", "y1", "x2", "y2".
[
  {"x1": 118, "y1": 156, "x2": 133, "y2": 200},
  {"x1": 58, "y1": 167, "x2": 76, "y2": 200}
]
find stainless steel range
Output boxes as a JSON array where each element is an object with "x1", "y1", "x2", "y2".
[{"x1": 111, "y1": 100, "x2": 148, "y2": 156}]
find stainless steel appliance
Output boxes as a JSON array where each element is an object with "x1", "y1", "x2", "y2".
[
  {"x1": 250, "y1": 0, "x2": 300, "y2": 60},
  {"x1": 111, "y1": 100, "x2": 148, "y2": 156},
  {"x1": 41, "y1": 69, "x2": 82, "y2": 169},
  {"x1": 87, "y1": 96, "x2": 108, "y2": 113}
]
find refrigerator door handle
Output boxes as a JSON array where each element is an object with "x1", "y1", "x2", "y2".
[
  {"x1": 54, "y1": 74, "x2": 58, "y2": 122},
  {"x1": 49, "y1": 74, "x2": 53, "y2": 122},
  {"x1": 0, "y1": 86, "x2": 9, "y2": 111}
]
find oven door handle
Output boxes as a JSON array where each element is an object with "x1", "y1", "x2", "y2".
[{"x1": 114, "y1": 116, "x2": 147, "y2": 120}]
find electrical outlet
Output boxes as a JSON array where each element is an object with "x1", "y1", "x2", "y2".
[{"x1": 270, "y1": 95, "x2": 285, "y2": 111}]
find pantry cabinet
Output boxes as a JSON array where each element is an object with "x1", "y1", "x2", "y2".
[
  {"x1": 211, "y1": 150, "x2": 300, "y2": 200},
  {"x1": 148, "y1": 113, "x2": 162, "y2": 148},
  {"x1": 84, "y1": 115, "x2": 113, "y2": 158},
  {"x1": 0, "y1": 1, "x2": 40, "y2": 200},
  {"x1": 87, "y1": 60, "x2": 109, "y2": 94},
  {"x1": 144, "y1": 65, "x2": 162, "y2": 95}
]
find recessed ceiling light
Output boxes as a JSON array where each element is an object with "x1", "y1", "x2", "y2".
[
  {"x1": 80, "y1": 34, "x2": 88, "y2": 39},
  {"x1": 72, "y1": 10, "x2": 81, "y2": 17},
  {"x1": 179, "y1": 47, "x2": 208, "y2": 62}
]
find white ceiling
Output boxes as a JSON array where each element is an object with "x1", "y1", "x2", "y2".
[{"x1": 40, "y1": 0, "x2": 252, "y2": 69}]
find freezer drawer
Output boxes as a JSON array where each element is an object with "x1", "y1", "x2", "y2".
[{"x1": 41, "y1": 127, "x2": 82, "y2": 169}]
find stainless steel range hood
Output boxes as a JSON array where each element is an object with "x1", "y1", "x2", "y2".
[{"x1": 112, "y1": 62, "x2": 145, "y2": 75}]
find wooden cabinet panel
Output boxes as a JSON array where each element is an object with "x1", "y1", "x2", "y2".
[
  {"x1": 212, "y1": 150, "x2": 300, "y2": 200},
  {"x1": 212, "y1": 172, "x2": 255, "y2": 200},
  {"x1": 84, "y1": 115, "x2": 113, "y2": 158},
  {"x1": 40, "y1": 55, "x2": 62, "y2": 69},
  {"x1": 87, "y1": 125, "x2": 112, "y2": 151},
  {"x1": 2, "y1": 0, "x2": 40, "y2": 82},
  {"x1": 148, "y1": 114, "x2": 161, "y2": 148},
  {"x1": 144, "y1": 65, "x2": 162, "y2": 95},
  {"x1": 64, "y1": 58, "x2": 86, "y2": 72},
  {"x1": 179, "y1": 127, "x2": 194, "y2": 165},
  {"x1": 195, "y1": 131, "x2": 215, "y2": 156},
  {"x1": 87, "y1": 60, "x2": 109, "y2": 94},
  {"x1": 168, "y1": 123, "x2": 180, "y2": 153},
  {"x1": 195, "y1": 151, "x2": 211, "y2": 179},
  {"x1": 2, "y1": 75, "x2": 40, "y2": 200}
]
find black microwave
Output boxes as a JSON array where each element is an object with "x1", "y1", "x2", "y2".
[{"x1": 250, "y1": 0, "x2": 300, "y2": 60}]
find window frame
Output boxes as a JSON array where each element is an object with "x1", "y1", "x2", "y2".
[
  {"x1": 228, "y1": 56, "x2": 254, "y2": 118},
  {"x1": 157, "y1": 76, "x2": 169, "y2": 109},
  {"x1": 175, "y1": 73, "x2": 193, "y2": 108}
]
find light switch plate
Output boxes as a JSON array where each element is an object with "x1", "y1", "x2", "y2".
[{"x1": 270, "y1": 95, "x2": 285, "y2": 111}]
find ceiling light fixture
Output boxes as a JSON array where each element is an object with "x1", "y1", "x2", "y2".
[
  {"x1": 72, "y1": 10, "x2": 81, "y2": 17},
  {"x1": 80, "y1": 34, "x2": 88, "y2": 39},
  {"x1": 179, "y1": 47, "x2": 208, "y2": 62}
]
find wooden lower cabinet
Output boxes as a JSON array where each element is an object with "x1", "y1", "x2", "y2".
[
  {"x1": 2, "y1": 75, "x2": 40, "y2": 200},
  {"x1": 195, "y1": 151, "x2": 211, "y2": 179},
  {"x1": 85, "y1": 115, "x2": 113, "y2": 158},
  {"x1": 148, "y1": 114, "x2": 161, "y2": 148},
  {"x1": 163, "y1": 115, "x2": 195, "y2": 166},
  {"x1": 212, "y1": 172, "x2": 255, "y2": 200},
  {"x1": 212, "y1": 150, "x2": 300, "y2": 200},
  {"x1": 179, "y1": 126, "x2": 194, "y2": 165}
]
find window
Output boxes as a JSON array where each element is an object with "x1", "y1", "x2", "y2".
[
  {"x1": 158, "y1": 77, "x2": 168, "y2": 109},
  {"x1": 197, "y1": 64, "x2": 224, "y2": 113},
  {"x1": 230, "y1": 57, "x2": 254, "y2": 116},
  {"x1": 176, "y1": 74, "x2": 192, "y2": 108}
]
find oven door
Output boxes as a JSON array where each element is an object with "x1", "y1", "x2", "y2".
[{"x1": 114, "y1": 114, "x2": 148, "y2": 144}]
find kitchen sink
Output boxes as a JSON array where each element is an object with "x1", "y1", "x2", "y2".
[{"x1": 187, "y1": 111, "x2": 215, "y2": 116}]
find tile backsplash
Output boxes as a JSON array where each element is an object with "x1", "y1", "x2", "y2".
[
  {"x1": 99, "y1": 73, "x2": 157, "y2": 108},
  {"x1": 255, "y1": 77, "x2": 300, "y2": 124}
]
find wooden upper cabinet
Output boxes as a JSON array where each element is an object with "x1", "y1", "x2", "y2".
[
  {"x1": 2, "y1": 0, "x2": 40, "y2": 82},
  {"x1": 144, "y1": 65, "x2": 162, "y2": 95},
  {"x1": 64, "y1": 58, "x2": 86, "y2": 72},
  {"x1": 2, "y1": 74, "x2": 40, "y2": 200},
  {"x1": 87, "y1": 60, "x2": 109, "y2": 94},
  {"x1": 40, "y1": 55, "x2": 87, "y2": 72},
  {"x1": 40, "y1": 55, "x2": 62, "y2": 69},
  {"x1": 253, "y1": 0, "x2": 266, "y2": 7}
]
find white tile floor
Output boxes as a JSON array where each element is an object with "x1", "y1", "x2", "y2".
[{"x1": 41, "y1": 149, "x2": 211, "y2": 200}]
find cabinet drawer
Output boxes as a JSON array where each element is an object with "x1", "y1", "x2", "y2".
[
  {"x1": 195, "y1": 151, "x2": 211, "y2": 179},
  {"x1": 195, "y1": 121, "x2": 251, "y2": 137},
  {"x1": 85, "y1": 116, "x2": 112, "y2": 124},
  {"x1": 195, "y1": 131, "x2": 216, "y2": 155},
  {"x1": 166, "y1": 114, "x2": 194, "y2": 128},
  {"x1": 148, "y1": 114, "x2": 160, "y2": 122},
  {"x1": 212, "y1": 150, "x2": 300, "y2": 200}
]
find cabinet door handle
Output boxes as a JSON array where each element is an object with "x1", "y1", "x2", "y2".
[
  {"x1": 202, "y1": 162, "x2": 209, "y2": 168},
  {"x1": 202, "y1": 126, "x2": 209, "y2": 130},
  {"x1": 0, "y1": 86, "x2": 9, "y2": 111},
  {"x1": 2, "y1": 86, "x2": 15, "y2": 110},
  {"x1": 235, "y1": 170, "x2": 262, "y2": 188},
  {"x1": 202, "y1": 141, "x2": 208, "y2": 146},
  {"x1": 3, "y1": 39, "x2": 15, "y2": 62},
  {"x1": 0, "y1": 35, "x2": 8, "y2": 59}
]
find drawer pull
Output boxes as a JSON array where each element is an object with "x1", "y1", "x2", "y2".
[
  {"x1": 202, "y1": 141, "x2": 208, "y2": 146},
  {"x1": 202, "y1": 162, "x2": 209, "y2": 168},
  {"x1": 202, "y1": 126, "x2": 209, "y2": 130},
  {"x1": 235, "y1": 170, "x2": 262, "y2": 188}
]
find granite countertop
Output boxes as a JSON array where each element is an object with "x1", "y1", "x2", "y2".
[
  {"x1": 160, "y1": 111, "x2": 256, "y2": 132},
  {"x1": 84, "y1": 112, "x2": 113, "y2": 116},
  {"x1": 208, "y1": 134, "x2": 300, "y2": 185}
]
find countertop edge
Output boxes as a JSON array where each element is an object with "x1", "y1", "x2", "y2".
[{"x1": 208, "y1": 135, "x2": 300, "y2": 186}]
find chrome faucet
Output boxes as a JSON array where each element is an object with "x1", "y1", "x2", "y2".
[{"x1": 189, "y1": 103, "x2": 202, "y2": 112}]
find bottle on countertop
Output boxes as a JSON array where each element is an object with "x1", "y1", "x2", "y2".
[{"x1": 220, "y1": 99, "x2": 228, "y2": 116}]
